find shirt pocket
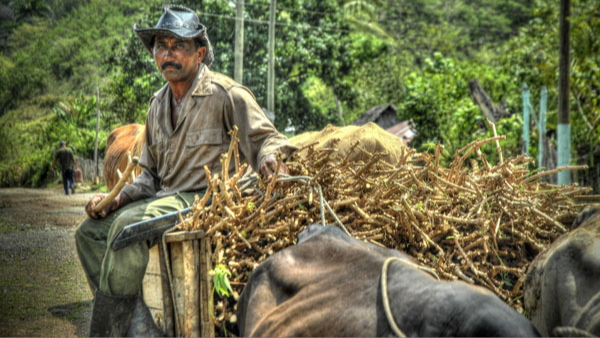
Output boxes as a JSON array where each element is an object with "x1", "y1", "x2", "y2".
[{"x1": 186, "y1": 129, "x2": 223, "y2": 147}]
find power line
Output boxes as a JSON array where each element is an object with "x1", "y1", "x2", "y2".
[
  {"x1": 223, "y1": 0, "x2": 344, "y2": 18},
  {"x1": 209, "y1": 0, "x2": 533, "y2": 37},
  {"x1": 224, "y1": 0, "x2": 534, "y2": 21},
  {"x1": 201, "y1": 10, "x2": 526, "y2": 36},
  {"x1": 200, "y1": 11, "x2": 353, "y2": 35}
]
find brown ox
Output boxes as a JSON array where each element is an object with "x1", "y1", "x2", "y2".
[
  {"x1": 103, "y1": 123, "x2": 145, "y2": 191},
  {"x1": 524, "y1": 206, "x2": 600, "y2": 337}
]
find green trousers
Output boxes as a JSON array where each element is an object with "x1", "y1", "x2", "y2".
[{"x1": 75, "y1": 192, "x2": 200, "y2": 296}]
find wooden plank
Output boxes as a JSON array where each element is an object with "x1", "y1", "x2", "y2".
[
  {"x1": 183, "y1": 240, "x2": 200, "y2": 337},
  {"x1": 142, "y1": 273, "x2": 164, "y2": 310},
  {"x1": 143, "y1": 246, "x2": 164, "y2": 334},
  {"x1": 165, "y1": 230, "x2": 205, "y2": 242},
  {"x1": 148, "y1": 308, "x2": 165, "y2": 333},
  {"x1": 158, "y1": 241, "x2": 175, "y2": 337},
  {"x1": 170, "y1": 242, "x2": 185, "y2": 337},
  {"x1": 146, "y1": 245, "x2": 162, "y2": 275},
  {"x1": 199, "y1": 237, "x2": 215, "y2": 337}
]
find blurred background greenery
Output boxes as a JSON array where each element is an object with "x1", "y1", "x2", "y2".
[{"x1": 0, "y1": 0, "x2": 598, "y2": 190}]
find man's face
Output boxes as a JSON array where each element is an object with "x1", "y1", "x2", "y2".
[{"x1": 153, "y1": 35, "x2": 206, "y2": 83}]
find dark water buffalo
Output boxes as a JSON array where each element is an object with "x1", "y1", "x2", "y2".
[
  {"x1": 524, "y1": 206, "x2": 600, "y2": 337},
  {"x1": 238, "y1": 224, "x2": 540, "y2": 337}
]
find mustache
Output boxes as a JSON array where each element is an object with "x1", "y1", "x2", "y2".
[{"x1": 161, "y1": 62, "x2": 182, "y2": 70}]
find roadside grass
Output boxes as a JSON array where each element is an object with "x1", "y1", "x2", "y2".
[
  {"x1": 0, "y1": 246, "x2": 90, "y2": 316},
  {"x1": 0, "y1": 219, "x2": 22, "y2": 234}
]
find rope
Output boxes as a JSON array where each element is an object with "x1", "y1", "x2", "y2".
[
  {"x1": 316, "y1": 183, "x2": 351, "y2": 236},
  {"x1": 380, "y1": 256, "x2": 441, "y2": 337},
  {"x1": 553, "y1": 326, "x2": 595, "y2": 337}
]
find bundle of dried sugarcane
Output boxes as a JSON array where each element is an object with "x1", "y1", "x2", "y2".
[{"x1": 175, "y1": 126, "x2": 592, "y2": 330}]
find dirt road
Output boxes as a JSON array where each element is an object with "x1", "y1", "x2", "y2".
[{"x1": 0, "y1": 187, "x2": 96, "y2": 337}]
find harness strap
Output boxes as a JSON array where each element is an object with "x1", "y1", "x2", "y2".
[{"x1": 380, "y1": 256, "x2": 441, "y2": 337}]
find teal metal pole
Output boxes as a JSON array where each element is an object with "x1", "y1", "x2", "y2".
[
  {"x1": 538, "y1": 86, "x2": 547, "y2": 169},
  {"x1": 557, "y1": 0, "x2": 571, "y2": 185},
  {"x1": 522, "y1": 83, "x2": 530, "y2": 156},
  {"x1": 557, "y1": 124, "x2": 571, "y2": 185}
]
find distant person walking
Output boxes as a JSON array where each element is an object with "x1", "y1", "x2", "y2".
[{"x1": 51, "y1": 141, "x2": 78, "y2": 195}]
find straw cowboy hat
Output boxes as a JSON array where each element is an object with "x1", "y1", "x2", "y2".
[{"x1": 133, "y1": 5, "x2": 214, "y2": 66}]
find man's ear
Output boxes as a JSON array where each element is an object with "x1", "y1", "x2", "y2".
[{"x1": 197, "y1": 46, "x2": 207, "y2": 64}]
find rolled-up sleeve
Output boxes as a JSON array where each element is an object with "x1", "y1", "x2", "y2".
[{"x1": 228, "y1": 86, "x2": 297, "y2": 171}]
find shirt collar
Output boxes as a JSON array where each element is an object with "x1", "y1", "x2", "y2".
[{"x1": 192, "y1": 63, "x2": 213, "y2": 97}]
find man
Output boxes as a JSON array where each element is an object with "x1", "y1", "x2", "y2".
[
  {"x1": 51, "y1": 141, "x2": 78, "y2": 195},
  {"x1": 75, "y1": 5, "x2": 296, "y2": 337}
]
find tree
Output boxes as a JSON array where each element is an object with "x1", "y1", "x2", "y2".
[{"x1": 167, "y1": 0, "x2": 355, "y2": 132}]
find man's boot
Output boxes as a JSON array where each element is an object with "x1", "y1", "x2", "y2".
[
  {"x1": 127, "y1": 297, "x2": 163, "y2": 337},
  {"x1": 89, "y1": 290, "x2": 137, "y2": 337}
]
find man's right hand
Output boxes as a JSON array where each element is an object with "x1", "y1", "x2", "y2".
[{"x1": 85, "y1": 194, "x2": 122, "y2": 219}]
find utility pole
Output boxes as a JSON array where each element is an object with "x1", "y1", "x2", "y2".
[
  {"x1": 557, "y1": 0, "x2": 571, "y2": 185},
  {"x1": 538, "y1": 86, "x2": 547, "y2": 170},
  {"x1": 267, "y1": 0, "x2": 276, "y2": 114},
  {"x1": 94, "y1": 87, "x2": 101, "y2": 185},
  {"x1": 522, "y1": 83, "x2": 531, "y2": 156},
  {"x1": 234, "y1": 0, "x2": 244, "y2": 84}
]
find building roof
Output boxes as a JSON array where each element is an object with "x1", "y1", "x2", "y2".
[
  {"x1": 351, "y1": 104, "x2": 416, "y2": 145},
  {"x1": 386, "y1": 120, "x2": 416, "y2": 146},
  {"x1": 352, "y1": 104, "x2": 398, "y2": 128}
]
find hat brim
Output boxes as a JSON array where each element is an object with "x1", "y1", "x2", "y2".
[
  {"x1": 133, "y1": 24, "x2": 214, "y2": 66},
  {"x1": 133, "y1": 24, "x2": 202, "y2": 52}
]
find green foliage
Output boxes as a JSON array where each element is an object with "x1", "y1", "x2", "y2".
[
  {"x1": 1, "y1": 0, "x2": 599, "y2": 192},
  {"x1": 496, "y1": 0, "x2": 600, "y2": 172},
  {"x1": 210, "y1": 264, "x2": 233, "y2": 298},
  {"x1": 0, "y1": 92, "x2": 110, "y2": 187},
  {"x1": 1, "y1": 0, "x2": 152, "y2": 117},
  {"x1": 9, "y1": 0, "x2": 52, "y2": 23},
  {"x1": 0, "y1": 0, "x2": 152, "y2": 187},
  {"x1": 0, "y1": 100, "x2": 54, "y2": 186},
  {"x1": 0, "y1": 55, "x2": 15, "y2": 111},
  {"x1": 49, "y1": 94, "x2": 110, "y2": 158},
  {"x1": 302, "y1": 76, "x2": 341, "y2": 125},
  {"x1": 103, "y1": 1, "x2": 164, "y2": 126},
  {"x1": 170, "y1": 0, "x2": 355, "y2": 132},
  {"x1": 353, "y1": 51, "x2": 522, "y2": 164},
  {"x1": 378, "y1": 0, "x2": 534, "y2": 59}
]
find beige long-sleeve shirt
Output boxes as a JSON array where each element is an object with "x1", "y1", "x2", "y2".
[{"x1": 121, "y1": 64, "x2": 297, "y2": 201}]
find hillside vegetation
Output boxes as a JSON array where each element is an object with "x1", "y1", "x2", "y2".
[{"x1": 0, "y1": 0, "x2": 598, "y2": 190}]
